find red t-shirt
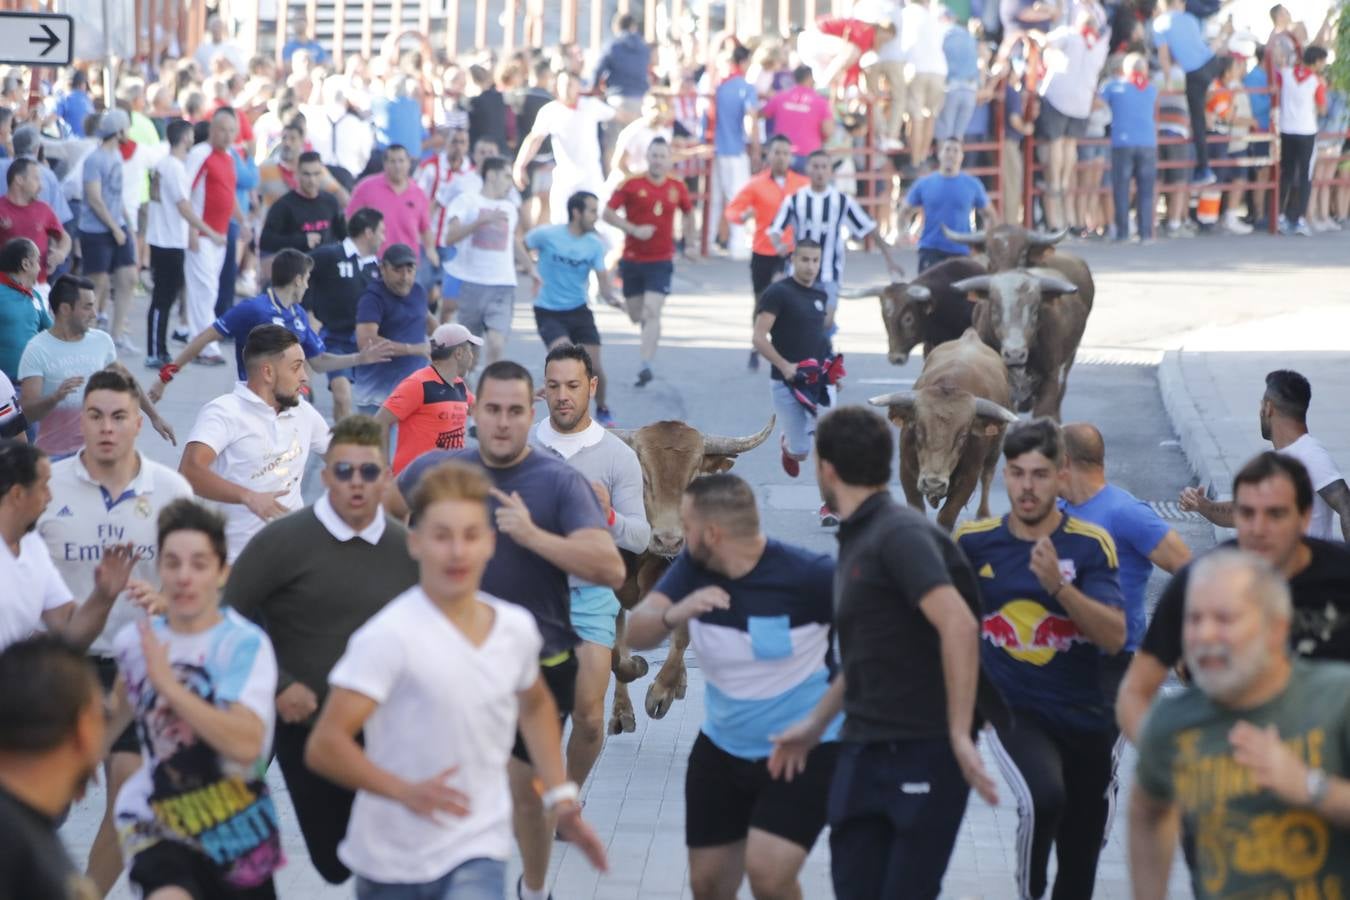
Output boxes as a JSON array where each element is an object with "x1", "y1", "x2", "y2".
[
  {"x1": 816, "y1": 17, "x2": 877, "y2": 51},
  {"x1": 193, "y1": 148, "x2": 238, "y2": 233},
  {"x1": 607, "y1": 176, "x2": 692, "y2": 263},
  {"x1": 382, "y1": 366, "x2": 475, "y2": 473},
  {"x1": 0, "y1": 197, "x2": 62, "y2": 284}
]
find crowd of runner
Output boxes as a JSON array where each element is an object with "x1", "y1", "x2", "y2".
[{"x1": 1, "y1": 3, "x2": 1350, "y2": 900}]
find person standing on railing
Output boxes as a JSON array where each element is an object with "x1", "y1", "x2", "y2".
[
  {"x1": 897, "y1": 139, "x2": 990, "y2": 271},
  {"x1": 1102, "y1": 53, "x2": 1159, "y2": 243},
  {"x1": 761, "y1": 66, "x2": 836, "y2": 174},
  {"x1": 1153, "y1": 0, "x2": 1233, "y2": 187},
  {"x1": 1276, "y1": 46, "x2": 1329, "y2": 237}
]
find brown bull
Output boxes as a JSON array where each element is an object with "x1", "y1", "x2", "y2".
[
  {"x1": 953, "y1": 253, "x2": 1094, "y2": 420},
  {"x1": 941, "y1": 223, "x2": 1070, "y2": 271},
  {"x1": 872, "y1": 256, "x2": 988, "y2": 366},
  {"x1": 605, "y1": 417, "x2": 774, "y2": 734},
  {"x1": 870, "y1": 329, "x2": 1018, "y2": 530}
]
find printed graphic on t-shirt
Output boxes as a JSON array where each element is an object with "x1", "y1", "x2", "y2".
[{"x1": 472, "y1": 216, "x2": 510, "y2": 252}]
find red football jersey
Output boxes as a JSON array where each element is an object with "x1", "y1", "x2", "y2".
[{"x1": 607, "y1": 175, "x2": 692, "y2": 263}]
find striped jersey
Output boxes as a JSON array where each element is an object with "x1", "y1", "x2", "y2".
[{"x1": 766, "y1": 186, "x2": 877, "y2": 284}]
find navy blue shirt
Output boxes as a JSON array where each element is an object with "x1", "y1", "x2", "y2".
[
  {"x1": 397, "y1": 448, "x2": 606, "y2": 656},
  {"x1": 955, "y1": 514, "x2": 1124, "y2": 732},
  {"x1": 906, "y1": 173, "x2": 989, "y2": 255},
  {"x1": 595, "y1": 32, "x2": 651, "y2": 98},
  {"x1": 214, "y1": 292, "x2": 325, "y2": 379},
  {"x1": 354, "y1": 280, "x2": 430, "y2": 409}
]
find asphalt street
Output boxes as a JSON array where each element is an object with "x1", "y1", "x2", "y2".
[{"x1": 60, "y1": 228, "x2": 1350, "y2": 898}]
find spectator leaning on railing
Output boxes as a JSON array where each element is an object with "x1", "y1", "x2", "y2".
[{"x1": 1101, "y1": 54, "x2": 1159, "y2": 243}]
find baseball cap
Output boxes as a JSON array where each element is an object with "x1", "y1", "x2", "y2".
[
  {"x1": 12, "y1": 126, "x2": 39, "y2": 158},
  {"x1": 381, "y1": 243, "x2": 417, "y2": 266},
  {"x1": 431, "y1": 323, "x2": 484, "y2": 348},
  {"x1": 97, "y1": 109, "x2": 131, "y2": 140}
]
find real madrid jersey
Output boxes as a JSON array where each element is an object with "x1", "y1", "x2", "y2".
[{"x1": 955, "y1": 513, "x2": 1124, "y2": 732}]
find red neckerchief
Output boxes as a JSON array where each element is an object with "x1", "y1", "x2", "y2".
[
  {"x1": 1292, "y1": 65, "x2": 1315, "y2": 83},
  {"x1": 1130, "y1": 72, "x2": 1149, "y2": 90},
  {"x1": 118, "y1": 139, "x2": 137, "y2": 161},
  {"x1": 0, "y1": 272, "x2": 32, "y2": 297},
  {"x1": 1081, "y1": 24, "x2": 1099, "y2": 49}
]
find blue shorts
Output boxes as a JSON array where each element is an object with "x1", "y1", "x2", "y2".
[
  {"x1": 619, "y1": 259, "x2": 673, "y2": 297},
  {"x1": 321, "y1": 330, "x2": 357, "y2": 385},
  {"x1": 439, "y1": 245, "x2": 462, "y2": 299},
  {"x1": 570, "y1": 585, "x2": 621, "y2": 648},
  {"x1": 80, "y1": 229, "x2": 136, "y2": 275}
]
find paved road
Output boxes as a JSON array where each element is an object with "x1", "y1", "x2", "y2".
[{"x1": 59, "y1": 229, "x2": 1350, "y2": 898}]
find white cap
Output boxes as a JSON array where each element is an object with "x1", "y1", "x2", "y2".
[{"x1": 430, "y1": 323, "x2": 484, "y2": 348}]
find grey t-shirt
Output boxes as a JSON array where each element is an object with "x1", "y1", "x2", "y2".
[{"x1": 78, "y1": 147, "x2": 125, "y2": 234}]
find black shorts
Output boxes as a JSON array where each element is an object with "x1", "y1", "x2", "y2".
[
  {"x1": 618, "y1": 259, "x2": 674, "y2": 298},
  {"x1": 129, "y1": 841, "x2": 276, "y2": 900},
  {"x1": 750, "y1": 253, "x2": 785, "y2": 300},
  {"x1": 534, "y1": 305, "x2": 601, "y2": 347},
  {"x1": 93, "y1": 655, "x2": 140, "y2": 755},
  {"x1": 1159, "y1": 139, "x2": 1195, "y2": 186},
  {"x1": 685, "y1": 731, "x2": 838, "y2": 851},
  {"x1": 511, "y1": 650, "x2": 578, "y2": 763},
  {"x1": 1035, "y1": 100, "x2": 1088, "y2": 141},
  {"x1": 80, "y1": 229, "x2": 137, "y2": 274}
]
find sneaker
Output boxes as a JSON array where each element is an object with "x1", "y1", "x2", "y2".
[
  {"x1": 819, "y1": 503, "x2": 840, "y2": 527},
  {"x1": 1165, "y1": 221, "x2": 1183, "y2": 237},
  {"x1": 1191, "y1": 168, "x2": 1218, "y2": 187},
  {"x1": 1278, "y1": 215, "x2": 1292, "y2": 235},
  {"x1": 517, "y1": 875, "x2": 553, "y2": 900},
  {"x1": 1294, "y1": 218, "x2": 1313, "y2": 237},
  {"x1": 747, "y1": 350, "x2": 760, "y2": 371},
  {"x1": 235, "y1": 271, "x2": 258, "y2": 297},
  {"x1": 780, "y1": 434, "x2": 800, "y2": 478},
  {"x1": 1222, "y1": 214, "x2": 1253, "y2": 235},
  {"x1": 194, "y1": 353, "x2": 228, "y2": 367},
  {"x1": 594, "y1": 406, "x2": 616, "y2": 428},
  {"x1": 634, "y1": 366, "x2": 653, "y2": 388},
  {"x1": 144, "y1": 355, "x2": 166, "y2": 369},
  {"x1": 172, "y1": 329, "x2": 190, "y2": 344},
  {"x1": 114, "y1": 334, "x2": 140, "y2": 354}
]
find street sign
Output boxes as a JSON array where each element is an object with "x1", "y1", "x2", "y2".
[{"x1": 0, "y1": 12, "x2": 73, "y2": 67}]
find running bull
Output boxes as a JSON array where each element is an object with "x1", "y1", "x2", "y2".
[
  {"x1": 847, "y1": 256, "x2": 988, "y2": 366},
  {"x1": 605, "y1": 417, "x2": 774, "y2": 733},
  {"x1": 869, "y1": 329, "x2": 1018, "y2": 530}
]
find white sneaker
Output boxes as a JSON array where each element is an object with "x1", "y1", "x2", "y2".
[
  {"x1": 1310, "y1": 218, "x2": 1331, "y2": 233},
  {"x1": 1222, "y1": 214, "x2": 1253, "y2": 235},
  {"x1": 235, "y1": 271, "x2": 259, "y2": 297},
  {"x1": 1294, "y1": 218, "x2": 1313, "y2": 237}
]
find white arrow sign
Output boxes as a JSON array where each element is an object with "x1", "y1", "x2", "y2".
[{"x1": 0, "y1": 13, "x2": 72, "y2": 67}]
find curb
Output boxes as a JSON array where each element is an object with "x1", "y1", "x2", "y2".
[{"x1": 1155, "y1": 349, "x2": 1237, "y2": 543}]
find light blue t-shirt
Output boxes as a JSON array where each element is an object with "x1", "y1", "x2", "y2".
[
  {"x1": 526, "y1": 225, "x2": 606, "y2": 311},
  {"x1": 713, "y1": 76, "x2": 758, "y2": 157},
  {"x1": 906, "y1": 172, "x2": 989, "y2": 254},
  {"x1": 944, "y1": 26, "x2": 981, "y2": 84},
  {"x1": 1101, "y1": 80, "x2": 1159, "y2": 148},
  {"x1": 1061, "y1": 483, "x2": 1171, "y2": 652},
  {"x1": 1245, "y1": 66, "x2": 1272, "y2": 131},
  {"x1": 17, "y1": 328, "x2": 116, "y2": 455},
  {"x1": 1151, "y1": 11, "x2": 1213, "y2": 74},
  {"x1": 78, "y1": 148, "x2": 125, "y2": 234}
]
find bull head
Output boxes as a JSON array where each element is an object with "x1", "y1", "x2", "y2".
[
  {"x1": 878, "y1": 284, "x2": 934, "y2": 366},
  {"x1": 953, "y1": 270, "x2": 1079, "y2": 371}
]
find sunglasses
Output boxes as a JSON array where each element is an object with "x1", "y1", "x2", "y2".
[{"x1": 331, "y1": 461, "x2": 384, "y2": 483}]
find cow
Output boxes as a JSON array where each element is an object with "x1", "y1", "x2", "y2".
[
  {"x1": 941, "y1": 223, "x2": 1070, "y2": 271},
  {"x1": 953, "y1": 252, "x2": 1094, "y2": 420},
  {"x1": 604, "y1": 417, "x2": 775, "y2": 734},
  {"x1": 869, "y1": 329, "x2": 1019, "y2": 530},
  {"x1": 872, "y1": 256, "x2": 988, "y2": 366}
]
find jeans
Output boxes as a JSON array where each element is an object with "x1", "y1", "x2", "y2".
[
  {"x1": 771, "y1": 379, "x2": 816, "y2": 457},
  {"x1": 1185, "y1": 56, "x2": 1226, "y2": 174},
  {"x1": 355, "y1": 858, "x2": 506, "y2": 900},
  {"x1": 1109, "y1": 146, "x2": 1157, "y2": 240},
  {"x1": 935, "y1": 85, "x2": 977, "y2": 142}
]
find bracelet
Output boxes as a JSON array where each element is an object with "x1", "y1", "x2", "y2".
[
  {"x1": 542, "y1": 780, "x2": 580, "y2": 812},
  {"x1": 158, "y1": 363, "x2": 180, "y2": 385}
]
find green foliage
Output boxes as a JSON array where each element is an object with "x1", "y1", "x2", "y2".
[{"x1": 1333, "y1": 10, "x2": 1350, "y2": 94}]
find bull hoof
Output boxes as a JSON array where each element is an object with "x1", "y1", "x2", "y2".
[
  {"x1": 608, "y1": 709, "x2": 637, "y2": 735},
  {"x1": 614, "y1": 654, "x2": 649, "y2": 683},
  {"x1": 645, "y1": 682, "x2": 677, "y2": 719}
]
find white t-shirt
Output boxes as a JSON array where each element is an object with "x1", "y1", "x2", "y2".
[
  {"x1": 37, "y1": 453, "x2": 193, "y2": 656},
  {"x1": 0, "y1": 532, "x2": 73, "y2": 650},
  {"x1": 147, "y1": 153, "x2": 191, "y2": 250},
  {"x1": 1280, "y1": 434, "x2": 1344, "y2": 539},
  {"x1": 444, "y1": 193, "x2": 520, "y2": 287},
  {"x1": 532, "y1": 418, "x2": 605, "y2": 460},
  {"x1": 900, "y1": 4, "x2": 948, "y2": 76},
  {"x1": 0, "y1": 369, "x2": 23, "y2": 438},
  {"x1": 17, "y1": 329, "x2": 117, "y2": 456},
  {"x1": 185, "y1": 383, "x2": 331, "y2": 561},
  {"x1": 1278, "y1": 67, "x2": 1322, "y2": 136},
  {"x1": 329, "y1": 587, "x2": 542, "y2": 883},
  {"x1": 1041, "y1": 27, "x2": 1111, "y2": 120},
  {"x1": 612, "y1": 122, "x2": 674, "y2": 177},
  {"x1": 532, "y1": 98, "x2": 616, "y2": 189}
]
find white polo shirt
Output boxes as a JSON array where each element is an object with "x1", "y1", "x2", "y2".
[
  {"x1": 0, "y1": 532, "x2": 72, "y2": 650},
  {"x1": 186, "y1": 383, "x2": 331, "y2": 562},
  {"x1": 37, "y1": 452, "x2": 194, "y2": 656}
]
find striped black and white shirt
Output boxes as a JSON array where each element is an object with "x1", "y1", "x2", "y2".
[{"x1": 767, "y1": 187, "x2": 878, "y2": 284}]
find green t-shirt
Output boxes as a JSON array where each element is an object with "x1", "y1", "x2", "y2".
[
  {"x1": 1135, "y1": 659, "x2": 1350, "y2": 899},
  {"x1": 128, "y1": 111, "x2": 161, "y2": 205}
]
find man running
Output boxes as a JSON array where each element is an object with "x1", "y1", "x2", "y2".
[
  {"x1": 532, "y1": 343, "x2": 650, "y2": 793},
  {"x1": 305, "y1": 460, "x2": 608, "y2": 896},
  {"x1": 178, "y1": 325, "x2": 331, "y2": 561},
  {"x1": 725, "y1": 135, "x2": 807, "y2": 370},
  {"x1": 513, "y1": 71, "x2": 616, "y2": 226},
  {"x1": 226, "y1": 415, "x2": 418, "y2": 885},
  {"x1": 525, "y1": 191, "x2": 621, "y2": 427},
  {"x1": 393, "y1": 361, "x2": 624, "y2": 900},
  {"x1": 897, "y1": 139, "x2": 991, "y2": 272},
  {"x1": 954, "y1": 418, "x2": 1125, "y2": 900},
  {"x1": 627, "y1": 474, "x2": 838, "y2": 900},
  {"x1": 354, "y1": 244, "x2": 436, "y2": 417},
  {"x1": 259, "y1": 151, "x2": 345, "y2": 260},
  {"x1": 36, "y1": 369, "x2": 192, "y2": 895},
  {"x1": 376, "y1": 323, "x2": 479, "y2": 473},
  {"x1": 602, "y1": 138, "x2": 694, "y2": 389}
]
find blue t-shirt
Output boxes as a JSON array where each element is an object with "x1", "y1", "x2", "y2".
[
  {"x1": 906, "y1": 172, "x2": 989, "y2": 254},
  {"x1": 1061, "y1": 485, "x2": 1170, "y2": 652},
  {"x1": 57, "y1": 90, "x2": 92, "y2": 138},
  {"x1": 354, "y1": 280, "x2": 430, "y2": 407},
  {"x1": 655, "y1": 539, "x2": 842, "y2": 759},
  {"x1": 713, "y1": 76, "x2": 758, "y2": 157},
  {"x1": 955, "y1": 514, "x2": 1124, "y2": 732},
  {"x1": 233, "y1": 149, "x2": 259, "y2": 214},
  {"x1": 944, "y1": 27, "x2": 980, "y2": 84},
  {"x1": 1101, "y1": 80, "x2": 1159, "y2": 148},
  {"x1": 373, "y1": 95, "x2": 426, "y2": 155},
  {"x1": 1151, "y1": 11, "x2": 1213, "y2": 73},
  {"x1": 526, "y1": 225, "x2": 607, "y2": 311},
  {"x1": 214, "y1": 293, "x2": 326, "y2": 379},
  {"x1": 281, "y1": 39, "x2": 329, "y2": 64},
  {"x1": 78, "y1": 148, "x2": 126, "y2": 233},
  {"x1": 1245, "y1": 66, "x2": 1272, "y2": 132}
]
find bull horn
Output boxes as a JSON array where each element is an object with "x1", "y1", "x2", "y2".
[
  {"x1": 868, "y1": 391, "x2": 917, "y2": 414},
  {"x1": 703, "y1": 416, "x2": 775, "y2": 456},
  {"x1": 952, "y1": 275, "x2": 992, "y2": 294},
  {"x1": 973, "y1": 398, "x2": 1019, "y2": 424},
  {"x1": 1028, "y1": 227, "x2": 1070, "y2": 246},
  {"x1": 941, "y1": 225, "x2": 986, "y2": 245},
  {"x1": 838, "y1": 283, "x2": 892, "y2": 300},
  {"x1": 1035, "y1": 273, "x2": 1078, "y2": 294},
  {"x1": 905, "y1": 285, "x2": 932, "y2": 301}
]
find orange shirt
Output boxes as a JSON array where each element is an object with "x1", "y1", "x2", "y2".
[
  {"x1": 382, "y1": 366, "x2": 475, "y2": 473},
  {"x1": 725, "y1": 168, "x2": 810, "y2": 256}
]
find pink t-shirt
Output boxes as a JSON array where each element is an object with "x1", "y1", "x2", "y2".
[
  {"x1": 346, "y1": 174, "x2": 431, "y2": 256},
  {"x1": 763, "y1": 86, "x2": 834, "y2": 155}
]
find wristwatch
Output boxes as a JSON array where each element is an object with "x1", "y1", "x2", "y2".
[{"x1": 1307, "y1": 767, "x2": 1330, "y2": 808}]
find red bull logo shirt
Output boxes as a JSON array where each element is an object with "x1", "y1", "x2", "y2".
[{"x1": 955, "y1": 514, "x2": 1124, "y2": 732}]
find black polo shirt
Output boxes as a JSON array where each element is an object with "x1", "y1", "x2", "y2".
[
  {"x1": 758, "y1": 276, "x2": 828, "y2": 381},
  {"x1": 834, "y1": 492, "x2": 1008, "y2": 742},
  {"x1": 303, "y1": 239, "x2": 380, "y2": 338}
]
